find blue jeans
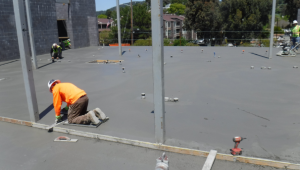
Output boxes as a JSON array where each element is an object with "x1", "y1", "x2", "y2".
[{"x1": 292, "y1": 37, "x2": 300, "y2": 50}]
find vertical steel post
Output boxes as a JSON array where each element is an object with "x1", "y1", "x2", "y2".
[
  {"x1": 13, "y1": 0, "x2": 39, "y2": 122},
  {"x1": 151, "y1": 0, "x2": 165, "y2": 144},
  {"x1": 131, "y1": 0, "x2": 133, "y2": 45},
  {"x1": 25, "y1": 0, "x2": 37, "y2": 69},
  {"x1": 269, "y1": 0, "x2": 276, "y2": 59},
  {"x1": 116, "y1": 0, "x2": 122, "y2": 56}
]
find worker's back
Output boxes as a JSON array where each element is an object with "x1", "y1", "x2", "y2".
[{"x1": 53, "y1": 83, "x2": 86, "y2": 105}]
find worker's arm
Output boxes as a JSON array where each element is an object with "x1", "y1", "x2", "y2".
[{"x1": 53, "y1": 90, "x2": 62, "y2": 118}]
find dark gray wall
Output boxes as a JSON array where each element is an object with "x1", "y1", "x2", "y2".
[
  {"x1": 69, "y1": 0, "x2": 98, "y2": 48},
  {"x1": 0, "y1": 0, "x2": 58, "y2": 62},
  {"x1": 0, "y1": 0, "x2": 98, "y2": 62},
  {"x1": 56, "y1": 3, "x2": 74, "y2": 47},
  {"x1": 56, "y1": 0, "x2": 98, "y2": 49},
  {"x1": 0, "y1": 0, "x2": 19, "y2": 62},
  {"x1": 30, "y1": 0, "x2": 58, "y2": 55}
]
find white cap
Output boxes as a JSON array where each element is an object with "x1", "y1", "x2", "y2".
[
  {"x1": 53, "y1": 43, "x2": 57, "y2": 47},
  {"x1": 293, "y1": 20, "x2": 298, "y2": 24}
]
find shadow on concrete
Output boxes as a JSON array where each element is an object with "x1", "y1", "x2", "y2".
[
  {"x1": 38, "y1": 62, "x2": 56, "y2": 69},
  {"x1": 122, "y1": 51, "x2": 126, "y2": 55},
  {"x1": 39, "y1": 104, "x2": 54, "y2": 120},
  {"x1": 249, "y1": 52, "x2": 269, "y2": 59},
  {"x1": 0, "y1": 60, "x2": 19, "y2": 67}
]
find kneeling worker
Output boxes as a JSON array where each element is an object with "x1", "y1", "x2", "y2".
[
  {"x1": 50, "y1": 43, "x2": 62, "y2": 62},
  {"x1": 48, "y1": 79, "x2": 109, "y2": 125}
]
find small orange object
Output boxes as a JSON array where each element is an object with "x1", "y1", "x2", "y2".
[{"x1": 243, "y1": 50, "x2": 245, "y2": 52}]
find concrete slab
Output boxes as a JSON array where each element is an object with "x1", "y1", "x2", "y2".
[
  {"x1": 0, "y1": 121, "x2": 286, "y2": 170},
  {"x1": 1, "y1": 46, "x2": 300, "y2": 163}
]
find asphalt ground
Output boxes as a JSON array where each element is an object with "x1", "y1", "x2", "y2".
[
  {"x1": 0, "y1": 46, "x2": 300, "y2": 163},
  {"x1": 0, "y1": 121, "x2": 285, "y2": 170}
]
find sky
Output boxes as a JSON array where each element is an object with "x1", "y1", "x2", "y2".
[{"x1": 96, "y1": 0, "x2": 146, "y2": 11}]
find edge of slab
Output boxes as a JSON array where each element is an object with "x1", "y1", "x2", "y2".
[{"x1": 0, "y1": 116, "x2": 299, "y2": 170}]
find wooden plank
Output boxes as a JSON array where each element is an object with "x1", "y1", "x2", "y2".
[
  {"x1": 1, "y1": 116, "x2": 300, "y2": 169},
  {"x1": 202, "y1": 150, "x2": 217, "y2": 170}
]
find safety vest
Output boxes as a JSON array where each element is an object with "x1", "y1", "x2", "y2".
[
  {"x1": 291, "y1": 25, "x2": 300, "y2": 37},
  {"x1": 52, "y1": 45, "x2": 62, "y2": 53}
]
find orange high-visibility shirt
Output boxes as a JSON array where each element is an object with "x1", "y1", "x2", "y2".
[{"x1": 52, "y1": 83, "x2": 86, "y2": 117}]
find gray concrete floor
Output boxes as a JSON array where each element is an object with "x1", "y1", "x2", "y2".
[
  {"x1": 0, "y1": 121, "x2": 285, "y2": 170},
  {"x1": 0, "y1": 46, "x2": 300, "y2": 163}
]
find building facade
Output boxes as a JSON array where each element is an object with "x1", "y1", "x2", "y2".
[
  {"x1": 163, "y1": 14, "x2": 197, "y2": 41},
  {"x1": 0, "y1": 0, "x2": 98, "y2": 62},
  {"x1": 98, "y1": 18, "x2": 113, "y2": 33}
]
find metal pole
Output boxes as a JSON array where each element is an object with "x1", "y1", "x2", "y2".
[
  {"x1": 269, "y1": 0, "x2": 276, "y2": 59},
  {"x1": 25, "y1": 0, "x2": 37, "y2": 69},
  {"x1": 151, "y1": 0, "x2": 165, "y2": 144},
  {"x1": 131, "y1": 0, "x2": 133, "y2": 45},
  {"x1": 116, "y1": 0, "x2": 122, "y2": 56},
  {"x1": 13, "y1": 0, "x2": 39, "y2": 122}
]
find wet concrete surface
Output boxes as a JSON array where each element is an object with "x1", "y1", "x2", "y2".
[
  {"x1": 0, "y1": 46, "x2": 300, "y2": 163},
  {"x1": 0, "y1": 121, "x2": 285, "y2": 170}
]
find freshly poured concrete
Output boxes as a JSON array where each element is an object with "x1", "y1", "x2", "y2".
[
  {"x1": 0, "y1": 121, "x2": 284, "y2": 170},
  {"x1": 0, "y1": 46, "x2": 300, "y2": 163}
]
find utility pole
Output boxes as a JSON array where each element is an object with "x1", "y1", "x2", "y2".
[
  {"x1": 116, "y1": 0, "x2": 122, "y2": 56},
  {"x1": 269, "y1": 0, "x2": 276, "y2": 59},
  {"x1": 151, "y1": 0, "x2": 165, "y2": 144},
  {"x1": 25, "y1": 0, "x2": 38, "y2": 70},
  {"x1": 13, "y1": 0, "x2": 39, "y2": 122},
  {"x1": 131, "y1": 0, "x2": 133, "y2": 45},
  {"x1": 276, "y1": 18, "x2": 279, "y2": 39}
]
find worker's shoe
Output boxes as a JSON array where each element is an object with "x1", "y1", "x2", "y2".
[
  {"x1": 86, "y1": 110, "x2": 100, "y2": 125},
  {"x1": 94, "y1": 108, "x2": 109, "y2": 121}
]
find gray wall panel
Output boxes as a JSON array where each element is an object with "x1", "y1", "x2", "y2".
[
  {"x1": 0, "y1": 0, "x2": 19, "y2": 62},
  {"x1": 0, "y1": 0, "x2": 97, "y2": 62}
]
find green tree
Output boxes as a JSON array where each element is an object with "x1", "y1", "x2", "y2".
[
  {"x1": 168, "y1": 3, "x2": 186, "y2": 15},
  {"x1": 184, "y1": 0, "x2": 222, "y2": 40},
  {"x1": 274, "y1": 26, "x2": 284, "y2": 34},
  {"x1": 220, "y1": 0, "x2": 272, "y2": 41},
  {"x1": 98, "y1": 14, "x2": 107, "y2": 19},
  {"x1": 284, "y1": 0, "x2": 300, "y2": 23},
  {"x1": 173, "y1": 37, "x2": 188, "y2": 46},
  {"x1": 106, "y1": 10, "x2": 112, "y2": 18},
  {"x1": 99, "y1": 30, "x2": 111, "y2": 45},
  {"x1": 171, "y1": 0, "x2": 188, "y2": 5},
  {"x1": 109, "y1": 3, "x2": 151, "y2": 44}
]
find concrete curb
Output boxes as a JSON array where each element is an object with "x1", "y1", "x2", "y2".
[{"x1": 1, "y1": 116, "x2": 299, "y2": 170}]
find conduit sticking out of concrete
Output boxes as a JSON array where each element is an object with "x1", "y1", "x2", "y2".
[{"x1": 0, "y1": 116, "x2": 299, "y2": 170}]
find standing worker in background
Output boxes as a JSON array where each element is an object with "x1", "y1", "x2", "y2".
[
  {"x1": 47, "y1": 79, "x2": 109, "y2": 125},
  {"x1": 50, "y1": 43, "x2": 62, "y2": 62},
  {"x1": 291, "y1": 20, "x2": 300, "y2": 51}
]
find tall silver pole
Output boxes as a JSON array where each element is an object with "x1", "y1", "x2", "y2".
[
  {"x1": 151, "y1": 0, "x2": 165, "y2": 144},
  {"x1": 25, "y1": 0, "x2": 37, "y2": 69},
  {"x1": 269, "y1": 0, "x2": 276, "y2": 59},
  {"x1": 116, "y1": 0, "x2": 122, "y2": 56},
  {"x1": 13, "y1": 0, "x2": 39, "y2": 122}
]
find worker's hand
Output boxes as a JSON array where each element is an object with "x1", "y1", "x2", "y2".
[
  {"x1": 55, "y1": 115, "x2": 63, "y2": 124},
  {"x1": 60, "y1": 106, "x2": 69, "y2": 114}
]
